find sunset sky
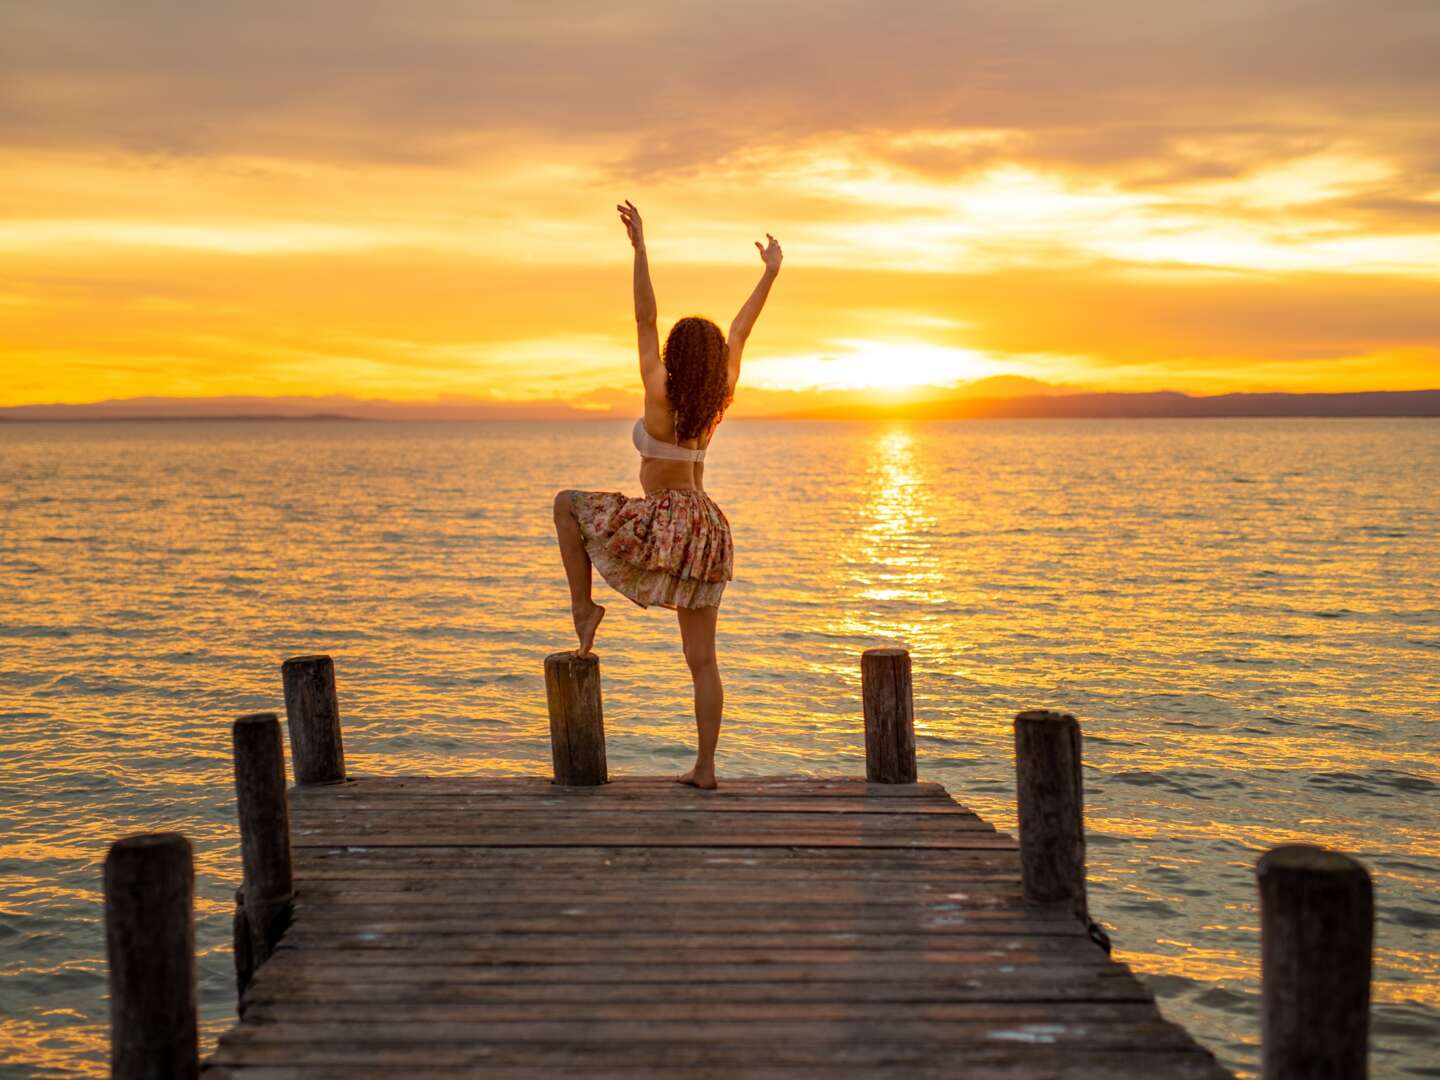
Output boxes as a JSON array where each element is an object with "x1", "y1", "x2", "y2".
[{"x1": 3, "y1": 1, "x2": 1438, "y2": 413}]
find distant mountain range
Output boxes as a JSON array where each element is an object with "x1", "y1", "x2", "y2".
[
  {"x1": 767, "y1": 388, "x2": 1440, "y2": 420},
  {"x1": 2, "y1": 388, "x2": 1437, "y2": 422},
  {"x1": 0, "y1": 395, "x2": 573, "y2": 422}
]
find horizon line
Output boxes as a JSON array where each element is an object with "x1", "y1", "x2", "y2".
[{"x1": 4, "y1": 386, "x2": 1440, "y2": 425}]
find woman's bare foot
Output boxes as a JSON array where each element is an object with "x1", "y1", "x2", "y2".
[
  {"x1": 572, "y1": 602, "x2": 605, "y2": 656},
  {"x1": 676, "y1": 765, "x2": 718, "y2": 790}
]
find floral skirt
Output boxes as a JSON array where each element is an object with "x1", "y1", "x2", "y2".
[{"x1": 570, "y1": 488, "x2": 734, "y2": 610}]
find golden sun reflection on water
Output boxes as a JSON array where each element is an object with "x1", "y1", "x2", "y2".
[
  {"x1": 840, "y1": 427, "x2": 948, "y2": 650},
  {"x1": 859, "y1": 427, "x2": 945, "y2": 601}
]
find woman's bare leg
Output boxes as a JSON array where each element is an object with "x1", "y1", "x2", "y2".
[
  {"x1": 552, "y1": 490, "x2": 605, "y2": 655},
  {"x1": 676, "y1": 604, "x2": 722, "y2": 790}
]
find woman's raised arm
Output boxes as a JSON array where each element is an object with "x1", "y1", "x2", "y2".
[
  {"x1": 727, "y1": 234, "x2": 782, "y2": 386},
  {"x1": 618, "y1": 200, "x2": 662, "y2": 388}
]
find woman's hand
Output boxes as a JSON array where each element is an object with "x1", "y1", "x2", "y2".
[
  {"x1": 755, "y1": 233, "x2": 782, "y2": 274},
  {"x1": 617, "y1": 199, "x2": 645, "y2": 250}
]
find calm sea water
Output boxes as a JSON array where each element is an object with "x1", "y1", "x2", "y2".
[{"x1": 0, "y1": 418, "x2": 1436, "y2": 1077}]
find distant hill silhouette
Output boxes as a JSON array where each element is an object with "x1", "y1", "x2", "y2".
[
  {"x1": 0, "y1": 411, "x2": 359, "y2": 423},
  {"x1": 768, "y1": 389, "x2": 1440, "y2": 420},
  {"x1": 2, "y1": 389, "x2": 1436, "y2": 423}
]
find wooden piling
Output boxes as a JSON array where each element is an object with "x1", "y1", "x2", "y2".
[
  {"x1": 1013, "y1": 709, "x2": 1088, "y2": 922},
  {"x1": 232, "y1": 886, "x2": 253, "y2": 1002},
  {"x1": 281, "y1": 654, "x2": 346, "y2": 785},
  {"x1": 1257, "y1": 845, "x2": 1373, "y2": 1080},
  {"x1": 544, "y1": 651, "x2": 607, "y2": 786},
  {"x1": 233, "y1": 712, "x2": 294, "y2": 983},
  {"x1": 861, "y1": 647, "x2": 917, "y2": 783},
  {"x1": 104, "y1": 833, "x2": 197, "y2": 1079}
]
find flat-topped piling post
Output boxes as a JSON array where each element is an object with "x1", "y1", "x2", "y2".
[
  {"x1": 1014, "y1": 708, "x2": 1089, "y2": 923},
  {"x1": 232, "y1": 712, "x2": 294, "y2": 989},
  {"x1": 104, "y1": 833, "x2": 198, "y2": 1079},
  {"x1": 1258, "y1": 845, "x2": 1373, "y2": 1079},
  {"x1": 544, "y1": 650, "x2": 607, "y2": 785},
  {"x1": 281, "y1": 654, "x2": 346, "y2": 785},
  {"x1": 862, "y1": 646, "x2": 917, "y2": 783}
]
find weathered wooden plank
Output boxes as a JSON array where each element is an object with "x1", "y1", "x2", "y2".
[
  {"x1": 290, "y1": 892, "x2": 1044, "y2": 911},
  {"x1": 322, "y1": 783, "x2": 956, "y2": 800},
  {"x1": 286, "y1": 835, "x2": 1019, "y2": 852},
  {"x1": 292, "y1": 846, "x2": 1022, "y2": 869},
  {"x1": 293, "y1": 883, "x2": 1029, "y2": 904},
  {"x1": 247, "y1": 957, "x2": 1136, "y2": 985},
  {"x1": 290, "y1": 895, "x2": 1030, "y2": 915},
  {"x1": 284, "y1": 905, "x2": 1081, "y2": 930},
  {"x1": 204, "y1": 1057, "x2": 1230, "y2": 1080},
  {"x1": 269, "y1": 943, "x2": 1111, "y2": 967},
  {"x1": 278, "y1": 934, "x2": 1100, "y2": 958},
  {"x1": 289, "y1": 902, "x2": 1053, "y2": 926},
  {"x1": 286, "y1": 812, "x2": 996, "y2": 835},
  {"x1": 297, "y1": 874, "x2": 1021, "y2": 891},
  {"x1": 214, "y1": 1016, "x2": 1202, "y2": 1048},
  {"x1": 291, "y1": 817, "x2": 1008, "y2": 833},
  {"x1": 243, "y1": 972, "x2": 1154, "y2": 1006},
  {"x1": 292, "y1": 875, "x2": 1031, "y2": 892},
  {"x1": 288, "y1": 797, "x2": 978, "y2": 815},
  {"x1": 238, "y1": 1000, "x2": 1167, "y2": 1025}
]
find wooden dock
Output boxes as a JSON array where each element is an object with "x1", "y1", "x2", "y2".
[
  {"x1": 103, "y1": 650, "x2": 1375, "y2": 1079},
  {"x1": 203, "y1": 773, "x2": 1230, "y2": 1077}
]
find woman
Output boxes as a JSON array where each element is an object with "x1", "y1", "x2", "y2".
[{"x1": 552, "y1": 199, "x2": 782, "y2": 790}]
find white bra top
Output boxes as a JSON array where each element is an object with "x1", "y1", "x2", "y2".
[{"x1": 633, "y1": 418, "x2": 706, "y2": 463}]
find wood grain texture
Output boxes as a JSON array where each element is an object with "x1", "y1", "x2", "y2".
[
  {"x1": 202, "y1": 775, "x2": 1231, "y2": 1078},
  {"x1": 1013, "y1": 710, "x2": 1088, "y2": 921},
  {"x1": 279, "y1": 656, "x2": 345, "y2": 786},
  {"x1": 862, "y1": 647, "x2": 917, "y2": 784},
  {"x1": 105, "y1": 833, "x2": 198, "y2": 1079},
  {"x1": 1257, "y1": 845, "x2": 1373, "y2": 1080},
  {"x1": 232, "y1": 714, "x2": 293, "y2": 978},
  {"x1": 543, "y1": 651, "x2": 607, "y2": 786},
  {"x1": 232, "y1": 888, "x2": 253, "y2": 1002}
]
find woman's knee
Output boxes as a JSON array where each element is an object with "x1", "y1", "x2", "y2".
[
  {"x1": 683, "y1": 640, "x2": 717, "y2": 673},
  {"x1": 552, "y1": 489, "x2": 574, "y2": 523}
]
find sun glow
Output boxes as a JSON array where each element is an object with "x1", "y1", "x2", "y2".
[{"x1": 749, "y1": 341, "x2": 999, "y2": 393}]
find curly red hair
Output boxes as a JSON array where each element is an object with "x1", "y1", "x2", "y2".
[{"x1": 663, "y1": 316, "x2": 733, "y2": 441}]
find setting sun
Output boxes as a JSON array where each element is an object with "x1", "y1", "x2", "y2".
[{"x1": 749, "y1": 340, "x2": 1000, "y2": 393}]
